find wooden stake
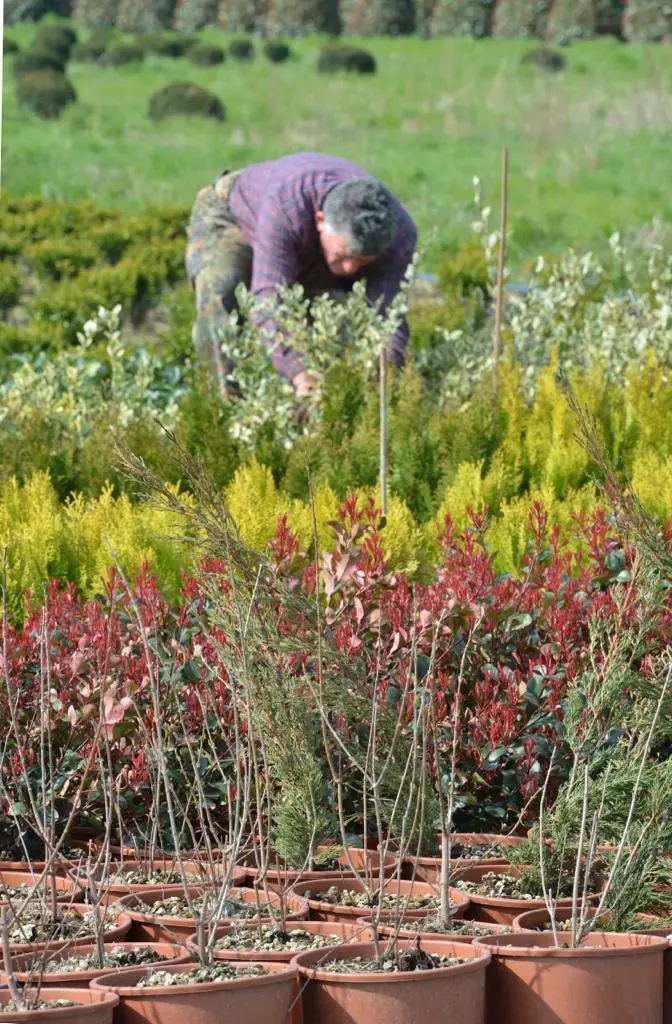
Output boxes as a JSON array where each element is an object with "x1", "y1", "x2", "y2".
[
  {"x1": 493, "y1": 147, "x2": 509, "y2": 399},
  {"x1": 380, "y1": 346, "x2": 388, "y2": 518}
]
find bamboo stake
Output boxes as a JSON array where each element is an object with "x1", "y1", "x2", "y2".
[
  {"x1": 493, "y1": 147, "x2": 509, "y2": 399},
  {"x1": 379, "y1": 346, "x2": 388, "y2": 517}
]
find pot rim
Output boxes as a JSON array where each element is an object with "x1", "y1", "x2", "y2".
[
  {"x1": 296, "y1": 882, "x2": 470, "y2": 919},
  {"x1": 0, "y1": 988, "x2": 119, "y2": 1019},
  {"x1": 451, "y1": 863, "x2": 601, "y2": 910},
  {"x1": 371, "y1": 915, "x2": 513, "y2": 938},
  {"x1": 474, "y1": 931, "x2": 669, "y2": 958},
  {"x1": 117, "y1": 885, "x2": 307, "y2": 928},
  {"x1": 90, "y1": 959, "x2": 298, "y2": 995},
  {"x1": 1, "y1": 941, "x2": 191, "y2": 983},
  {"x1": 410, "y1": 854, "x2": 509, "y2": 868},
  {"x1": 3, "y1": 905, "x2": 132, "y2": 955},
  {"x1": 292, "y1": 938, "x2": 491, "y2": 983},
  {"x1": 184, "y1": 919, "x2": 372, "y2": 959}
]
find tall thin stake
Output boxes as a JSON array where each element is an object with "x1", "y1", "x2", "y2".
[
  {"x1": 493, "y1": 146, "x2": 509, "y2": 399},
  {"x1": 379, "y1": 346, "x2": 388, "y2": 517}
]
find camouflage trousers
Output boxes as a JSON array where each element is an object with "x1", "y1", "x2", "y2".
[{"x1": 185, "y1": 168, "x2": 348, "y2": 395}]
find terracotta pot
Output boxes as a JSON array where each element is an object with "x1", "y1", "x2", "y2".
[
  {"x1": 6, "y1": 903, "x2": 132, "y2": 956},
  {"x1": 622, "y1": 922, "x2": 672, "y2": 1024},
  {"x1": 185, "y1": 918, "x2": 374, "y2": 962},
  {"x1": 511, "y1": 905, "x2": 660, "y2": 933},
  {"x1": 453, "y1": 863, "x2": 599, "y2": 925},
  {"x1": 474, "y1": 930, "x2": 667, "y2": 1024},
  {"x1": 241, "y1": 846, "x2": 392, "y2": 887},
  {"x1": 117, "y1": 885, "x2": 309, "y2": 941},
  {"x1": 0, "y1": 870, "x2": 84, "y2": 905},
  {"x1": 91, "y1": 959, "x2": 300, "y2": 1024},
  {"x1": 292, "y1": 876, "x2": 470, "y2": 923},
  {"x1": 404, "y1": 854, "x2": 508, "y2": 885},
  {"x1": 0, "y1": 987, "x2": 119, "y2": 1022},
  {"x1": 374, "y1": 915, "x2": 513, "y2": 944},
  {"x1": 292, "y1": 937, "x2": 490, "y2": 1024},
  {"x1": 75, "y1": 859, "x2": 248, "y2": 904},
  {"x1": 454, "y1": 832, "x2": 525, "y2": 851},
  {"x1": 316, "y1": 843, "x2": 399, "y2": 878},
  {"x1": 0, "y1": 941, "x2": 192, "y2": 988},
  {"x1": 0, "y1": 859, "x2": 72, "y2": 876}
]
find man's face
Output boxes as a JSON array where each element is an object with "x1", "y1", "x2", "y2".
[{"x1": 316, "y1": 211, "x2": 376, "y2": 277}]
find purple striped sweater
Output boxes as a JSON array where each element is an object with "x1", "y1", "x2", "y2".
[{"x1": 228, "y1": 152, "x2": 418, "y2": 381}]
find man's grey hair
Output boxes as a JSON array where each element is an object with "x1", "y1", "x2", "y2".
[{"x1": 322, "y1": 178, "x2": 398, "y2": 257}]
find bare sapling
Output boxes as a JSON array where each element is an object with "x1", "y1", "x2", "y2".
[{"x1": 105, "y1": 540, "x2": 258, "y2": 967}]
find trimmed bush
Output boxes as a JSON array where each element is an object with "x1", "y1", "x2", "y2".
[
  {"x1": 0, "y1": 263, "x2": 23, "y2": 312},
  {"x1": 173, "y1": 0, "x2": 219, "y2": 30},
  {"x1": 3, "y1": 38, "x2": 21, "y2": 54},
  {"x1": 148, "y1": 81, "x2": 226, "y2": 121},
  {"x1": 341, "y1": 0, "x2": 415, "y2": 34},
  {"x1": 99, "y1": 42, "x2": 145, "y2": 64},
  {"x1": 264, "y1": 40, "x2": 291, "y2": 61},
  {"x1": 142, "y1": 32, "x2": 195, "y2": 55},
  {"x1": 187, "y1": 41, "x2": 225, "y2": 63},
  {"x1": 228, "y1": 36, "x2": 255, "y2": 58},
  {"x1": 317, "y1": 44, "x2": 377, "y2": 74},
  {"x1": 492, "y1": 0, "x2": 553, "y2": 37},
  {"x1": 217, "y1": 0, "x2": 265, "y2": 31},
  {"x1": 16, "y1": 69, "x2": 77, "y2": 119},
  {"x1": 545, "y1": 0, "x2": 622, "y2": 42},
  {"x1": 72, "y1": 0, "x2": 120, "y2": 28},
  {"x1": 71, "y1": 39, "x2": 107, "y2": 60},
  {"x1": 88, "y1": 28, "x2": 116, "y2": 46},
  {"x1": 623, "y1": 0, "x2": 672, "y2": 41},
  {"x1": 265, "y1": 0, "x2": 341, "y2": 34},
  {"x1": 117, "y1": 0, "x2": 177, "y2": 31},
  {"x1": 33, "y1": 25, "x2": 77, "y2": 57},
  {"x1": 595, "y1": 0, "x2": 624, "y2": 35},
  {"x1": 13, "y1": 49, "x2": 66, "y2": 77},
  {"x1": 0, "y1": 322, "x2": 65, "y2": 357},
  {"x1": 23, "y1": 238, "x2": 99, "y2": 280},
  {"x1": 430, "y1": 0, "x2": 495, "y2": 36},
  {"x1": 4, "y1": 0, "x2": 31, "y2": 23},
  {"x1": 520, "y1": 45, "x2": 567, "y2": 71}
]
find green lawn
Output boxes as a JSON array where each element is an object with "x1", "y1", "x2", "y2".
[{"x1": 3, "y1": 26, "x2": 672, "y2": 270}]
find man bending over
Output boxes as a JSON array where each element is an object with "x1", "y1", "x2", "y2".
[{"x1": 185, "y1": 151, "x2": 417, "y2": 398}]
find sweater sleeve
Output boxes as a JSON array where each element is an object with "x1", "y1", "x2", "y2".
[{"x1": 248, "y1": 194, "x2": 306, "y2": 382}]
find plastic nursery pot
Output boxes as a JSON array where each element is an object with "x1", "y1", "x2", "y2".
[
  {"x1": 454, "y1": 832, "x2": 525, "y2": 851},
  {"x1": 0, "y1": 870, "x2": 84, "y2": 905},
  {"x1": 404, "y1": 853, "x2": 508, "y2": 884},
  {"x1": 620, "y1": 921, "x2": 672, "y2": 1024},
  {"x1": 292, "y1": 876, "x2": 470, "y2": 923},
  {"x1": 0, "y1": 859, "x2": 73, "y2": 876},
  {"x1": 90, "y1": 959, "x2": 300, "y2": 1024},
  {"x1": 185, "y1": 918, "x2": 374, "y2": 962},
  {"x1": 373, "y1": 914, "x2": 513, "y2": 944},
  {"x1": 6, "y1": 903, "x2": 132, "y2": 956},
  {"x1": 474, "y1": 931, "x2": 667, "y2": 1024},
  {"x1": 241, "y1": 852, "x2": 385, "y2": 888},
  {"x1": 513, "y1": 905, "x2": 667, "y2": 934},
  {"x1": 292, "y1": 937, "x2": 490, "y2": 1024},
  {"x1": 78, "y1": 860, "x2": 249, "y2": 904},
  {"x1": 117, "y1": 885, "x2": 309, "y2": 941},
  {"x1": 0, "y1": 987, "x2": 119, "y2": 1023},
  {"x1": 0, "y1": 941, "x2": 192, "y2": 988},
  {"x1": 316, "y1": 843, "x2": 400, "y2": 879},
  {"x1": 452, "y1": 863, "x2": 599, "y2": 926}
]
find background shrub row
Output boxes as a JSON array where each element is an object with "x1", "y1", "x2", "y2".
[{"x1": 6, "y1": 0, "x2": 671, "y2": 43}]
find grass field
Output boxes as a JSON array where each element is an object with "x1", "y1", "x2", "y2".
[{"x1": 3, "y1": 25, "x2": 672, "y2": 270}]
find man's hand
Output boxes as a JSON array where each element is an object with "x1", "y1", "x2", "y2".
[{"x1": 292, "y1": 371, "x2": 318, "y2": 398}]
